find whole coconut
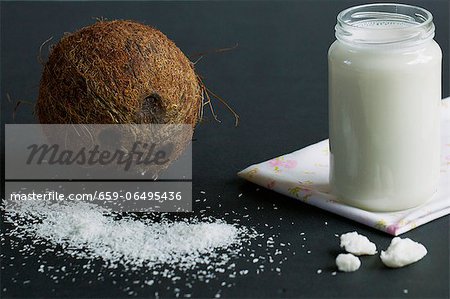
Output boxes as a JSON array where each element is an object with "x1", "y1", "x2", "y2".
[
  {"x1": 36, "y1": 20, "x2": 201, "y2": 125},
  {"x1": 36, "y1": 20, "x2": 202, "y2": 176}
]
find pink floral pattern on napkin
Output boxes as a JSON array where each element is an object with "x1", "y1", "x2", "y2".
[{"x1": 268, "y1": 157, "x2": 298, "y2": 172}]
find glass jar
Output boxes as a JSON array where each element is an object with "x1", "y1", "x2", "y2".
[{"x1": 328, "y1": 3, "x2": 442, "y2": 211}]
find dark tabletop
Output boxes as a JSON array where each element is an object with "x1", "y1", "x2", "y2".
[{"x1": 1, "y1": 1, "x2": 449, "y2": 298}]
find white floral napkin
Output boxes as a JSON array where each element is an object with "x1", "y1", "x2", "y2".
[{"x1": 238, "y1": 98, "x2": 450, "y2": 235}]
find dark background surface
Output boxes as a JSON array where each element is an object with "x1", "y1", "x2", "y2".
[{"x1": 1, "y1": 0, "x2": 449, "y2": 298}]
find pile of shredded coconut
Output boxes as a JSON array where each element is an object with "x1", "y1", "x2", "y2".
[
  {"x1": 0, "y1": 190, "x2": 308, "y2": 297},
  {"x1": 2, "y1": 200, "x2": 256, "y2": 270}
]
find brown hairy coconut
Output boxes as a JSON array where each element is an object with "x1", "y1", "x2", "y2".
[
  {"x1": 35, "y1": 20, "x2": 203, "y2": 176},
  {"x1": 36, "y1": 20, "x2": 201, "y2": 125}
]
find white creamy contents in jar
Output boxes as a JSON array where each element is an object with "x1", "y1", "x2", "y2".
[
  {"x1": 380, "y1": 237, "x2": 427, "y2": 268},
  {"x1": 340, "y1": 231, "x2": 377, "y2": 255},
  {"x1": 336, "y1": 253, "x2": 361, "y2": 272},
  {"x1": 329, "y1": 4, "x2": 442, "y2": 211}
]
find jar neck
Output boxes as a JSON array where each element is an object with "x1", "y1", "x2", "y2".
[{"x1": 335, "y1": 3, "x2": 435, "y2": 47}]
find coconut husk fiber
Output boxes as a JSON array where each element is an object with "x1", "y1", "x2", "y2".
[{"x1": 36, "y1": 20, "x2": 201, "y2": 125}]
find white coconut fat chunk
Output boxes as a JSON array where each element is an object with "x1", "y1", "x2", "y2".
[
  {"x1": 336, "y1": 253, "x2": 361, "y2": 272},
  {"x1": 340, "y1": 231, "x2": 377, "y2": 255},
  {"x1": 380, "y1": 237, "x2": 427, "y2": 268}
]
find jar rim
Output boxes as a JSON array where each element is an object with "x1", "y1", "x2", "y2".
[{"x1": 335, "y1": 3, "x2": 435, "y2": 45}]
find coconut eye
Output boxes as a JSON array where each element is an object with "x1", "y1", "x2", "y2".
[
  {"x1": 137, "y1": 93, "x2": 165, "y2": 124},
  {"x1": 158, "y1": 142, "x2": 174, "y2": 158}
]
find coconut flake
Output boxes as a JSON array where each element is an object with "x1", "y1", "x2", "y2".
[
  {"x1": 380, "y1": 237, "x2": 427, "y2": 268},
  {"x1": 336, "y1": 253, "x2": 361, "y2": 272},
  {"x1": 340, "y1": 232, "x2": 377, "y2": 256}
]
